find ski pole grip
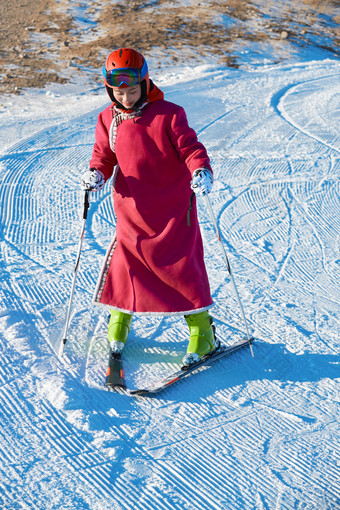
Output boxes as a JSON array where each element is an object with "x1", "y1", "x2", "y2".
[{"x1": 83, "y1": 190, "x2": 90, "y2": 219}]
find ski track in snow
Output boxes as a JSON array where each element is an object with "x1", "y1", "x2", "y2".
[{"x1": 0, "y1": 60, "x2": 339, "y2": 509}]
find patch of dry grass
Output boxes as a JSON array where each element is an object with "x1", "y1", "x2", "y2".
[{"x1": 1, "y1": 0, "x2": 339, "y2": 94}]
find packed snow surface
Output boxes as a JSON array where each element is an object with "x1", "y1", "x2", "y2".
[{"x1": 0, "y1": 59, "x2": 339, "y2": 509}]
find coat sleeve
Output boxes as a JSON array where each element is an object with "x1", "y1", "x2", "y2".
[
  {"x1": 168, "y1": 106, "x2": 212, "y2": 176},
  {"x1": 89, "y1": 110, "x2": 117, "y2": 181}
]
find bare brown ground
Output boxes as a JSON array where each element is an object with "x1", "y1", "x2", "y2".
[{"x1": 0, "y1": 0, "x2": 339, "y2": 94}]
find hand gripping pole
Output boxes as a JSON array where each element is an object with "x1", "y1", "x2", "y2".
[
  {"x1": 59, "y1": 190, "x2": 90, "y2": 357},
  {"x1": 204, "y1": 194, "x2": 254, "y2": 357}
]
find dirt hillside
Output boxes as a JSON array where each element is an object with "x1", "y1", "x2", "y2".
[{"x1": 1, "y1": 0, "x2": 339, "y2": 94}]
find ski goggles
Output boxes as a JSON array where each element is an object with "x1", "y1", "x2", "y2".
[{"x1": 103, "y1": 60, "x2": 148, "y2": 88}]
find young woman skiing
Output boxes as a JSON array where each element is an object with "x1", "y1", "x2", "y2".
[{"x1": 81, "y1": 48, "x2": 218, "y2": 366}]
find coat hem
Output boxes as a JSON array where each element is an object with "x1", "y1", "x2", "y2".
[{"x1": 92, "y1": 301, "x2": 214, "y2": 317}]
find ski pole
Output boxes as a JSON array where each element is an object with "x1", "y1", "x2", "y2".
[
  {"x1": 59, "y1": 190, "x2": 90, "y2": 357},
  {"x1": 204, "y1": 194, "x2": 254, "y2": 357}
]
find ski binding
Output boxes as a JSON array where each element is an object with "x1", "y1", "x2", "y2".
[{"x1": 105, "y1": 350, "x2": 126, "y2": 389}]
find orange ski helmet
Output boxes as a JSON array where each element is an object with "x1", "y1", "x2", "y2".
[{"x1": 103, "y1": 48, "x2": 150, "y2": 107}]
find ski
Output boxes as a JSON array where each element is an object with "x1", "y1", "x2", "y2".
[
  {"x1": 105, "y1": 349, "x2": 126, "y2": 389},
  {"x1": 129, "y1": 337, "x2": 254, "y2": 396}
]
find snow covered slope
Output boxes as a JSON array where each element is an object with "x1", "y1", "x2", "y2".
[{"x1": 0, "y1": 59, "x2": 339, "y2": 509}]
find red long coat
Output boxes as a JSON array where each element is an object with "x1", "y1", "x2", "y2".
[{"x1": 91, "y1": 90, "x2": 213, "y2": 315}]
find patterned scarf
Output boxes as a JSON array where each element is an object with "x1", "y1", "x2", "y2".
[{"x1": 109, "y1": 104, "x2": 147, "y2": 152}]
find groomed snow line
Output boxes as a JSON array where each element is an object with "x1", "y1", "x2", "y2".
[{"x1": 0, "y1": 59, "x2": 339, "y2": 509}]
